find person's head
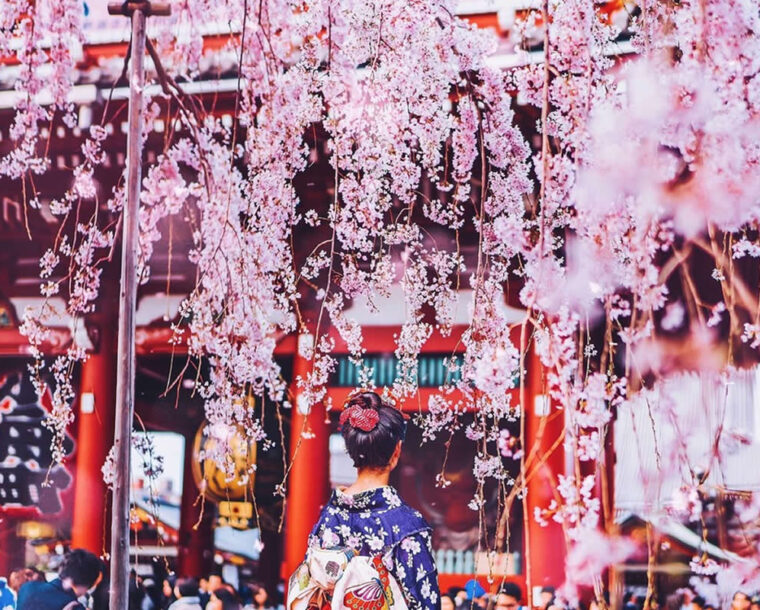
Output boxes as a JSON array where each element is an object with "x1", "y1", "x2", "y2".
[
  {"x1": 59, "y1": 549, "x2": 103, "y2": 597},
  {"x1": 442, "y1": 595, "x2": 456, "y2": 610},
  {"x1": 210, "y1": 587, "x2": 241, "y2": 610},
  {"x1": 208, "y1": 574, "x2": 224, "y2": 592},
  {"x1": 163, "y1": 574, "x2": 177, "y2": 598},
  {"x1": 540, "y1": 587, "x2": 555, "y2": 607},
  {"x1": 8, "y1": 568, "x2": 27, "y2": 592},
  {"x1": 495, "y1": 583, "x2": 522, "y2": 610},
  {"x1": 692, "y1": 596, "x2": 705, "y2": 610},
  {"x1": 175, "y1": 577, "x2": 199, "y2": 599},
  {"x1": 340, "y1": 391, "x2": 406, "y2": 472},
  {"x1": 450, "y1": 587, "x2": 467, "y2": 605},
  {"x1": 249, "y1": 583, "x2": 268, "y2": 607},
  {"x1": 24, "y1": 568, "x2": 45, "y2": 582},
  {"x1": 734, "y1": 592, "x2": 751, "y2": 610}
]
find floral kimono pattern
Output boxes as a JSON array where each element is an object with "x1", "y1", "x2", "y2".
[{"x1": 309, "y1": 486, "x2": 440, "y2": 610}]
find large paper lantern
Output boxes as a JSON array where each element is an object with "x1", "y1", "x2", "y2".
[{"x1": 191, "y1": 421, "x2": 257, "y2": 503}]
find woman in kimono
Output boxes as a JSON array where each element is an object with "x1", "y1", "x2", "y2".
[{"x1": 308, "y1": 391, "x2": 440, "y2": 610}]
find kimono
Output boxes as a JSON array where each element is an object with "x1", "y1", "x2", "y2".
[{"x1": 309, "y1": 486, "x2": 440, "y2": 610}]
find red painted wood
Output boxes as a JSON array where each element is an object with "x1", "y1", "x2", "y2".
[
  {"x1": 133, "y1": 325, "x2": 471, "y2": 356},
  {"x1": 326, "y1": 387, "x2": 520, "y2": 413},
  {"x1": 0, "y1": 327, "x2": 70, "y2": 356},
  {"x1": 0, "y1": 516, "x2": 23, "y2": 578},
  {"x1": 282, "y1": 339, "x2": 331, "y2": 582},
  {"x1": 523, "y1": 348, "x2": 566, "y2": 602},
  {"x1": 71, "y1": 310, "x2": 117, "y2": 555},
  {"x1": 176, "y1": 431, "x2": 215, "y2": 578}
]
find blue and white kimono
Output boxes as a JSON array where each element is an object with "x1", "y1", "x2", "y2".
[
  {"x1": 309, "y1": 486, "x2": 440, "y2": 610},
  {"x1": 0, "y1": 578, "x2": 14, "y2": 610}
]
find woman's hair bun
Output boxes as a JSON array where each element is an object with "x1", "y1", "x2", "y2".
[{"x1": 340, "y1": 391, "x2": 406, "y2": 469}]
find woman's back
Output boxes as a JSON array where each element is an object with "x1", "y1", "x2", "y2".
[
  {"x1": 300, "y1": 391, "x2": 440, "y2": 610},
  {"x1": 312, "y1": 486, "x2": 428, "y2": 555},
  {"x1": 310, "y1": 486, "x2": 439, "y2": 610}
]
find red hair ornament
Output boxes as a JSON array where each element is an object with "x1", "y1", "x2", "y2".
[{"x1": 339, "y1": 405, "x2": 380, "y2": 432}]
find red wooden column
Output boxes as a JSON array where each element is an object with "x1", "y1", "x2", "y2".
[
  {"x1": 0, "y1": 516, "x2": 23, "y2": 577},
  {"x1": 71, "y1": 309, "x2": 117, "y2": 554},
  {"x1": 283, "y1": 334, "x2": 330, "y2": 581},
  {"x1": 177, "y1": 433, "x2": 215, "y2": 578},
  {"x1": 523, "y1": 347, "x2": 565, "y2": 605}
]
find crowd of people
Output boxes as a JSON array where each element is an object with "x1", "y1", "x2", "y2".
[
  {"x1": 439, "y1": 581, "x2": 533, "y2": 610},
  {"x1": 154, "y1": 572, "x2": 277, "y2": 610},
  {"x1": 618, "y1": 588, "x2": 760, "y2": 610},
  {"x1": 0, "y1": 549, "x2": 280, "y2": 610},
  {"x1": 437, "y1": 581, "x2": 568, "y2": 610},
  {"x1": 433, "y1": 581, "x2": 760, "y2": 610},
  {"x1": 2, "y1": 552, "x2": 760, "y2": 610}
]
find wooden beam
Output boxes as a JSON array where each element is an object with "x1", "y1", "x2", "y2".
[{"x1": 107, "y1": 1, "x2": 171, "y2": 16}]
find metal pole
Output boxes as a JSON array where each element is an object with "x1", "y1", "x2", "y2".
[{"x1": 108, "y1": 6, "x2": 146, "y2": 609}]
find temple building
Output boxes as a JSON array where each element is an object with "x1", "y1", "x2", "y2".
[{"x1": 0, "y1": 0, "x2": 650, "y2": 602}]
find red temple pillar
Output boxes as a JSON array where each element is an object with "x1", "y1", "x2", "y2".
[
  {"x1": 177, "y1": 432, "x2": 215, "y2": 578},
  {"x1": 283, "y1": 334, "x2": 330, "y2": 582},
  {"x1": 0, "y1": 516, "x2": 23, "y2": 577},
  {"x1": 523, "y1": 347, "x2": 565, "y2": 606},
  {"x1": 71, "y1": 310, "x2": 117, "y2": 555}
]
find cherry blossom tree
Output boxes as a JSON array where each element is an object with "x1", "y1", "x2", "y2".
[{"x1": 3, "y1": 0, "x2": 760, "y2": 602}]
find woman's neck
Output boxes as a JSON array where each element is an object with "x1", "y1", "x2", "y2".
[{"x1": 343, "y1": 468, "x2": 391, "y2": 495}]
